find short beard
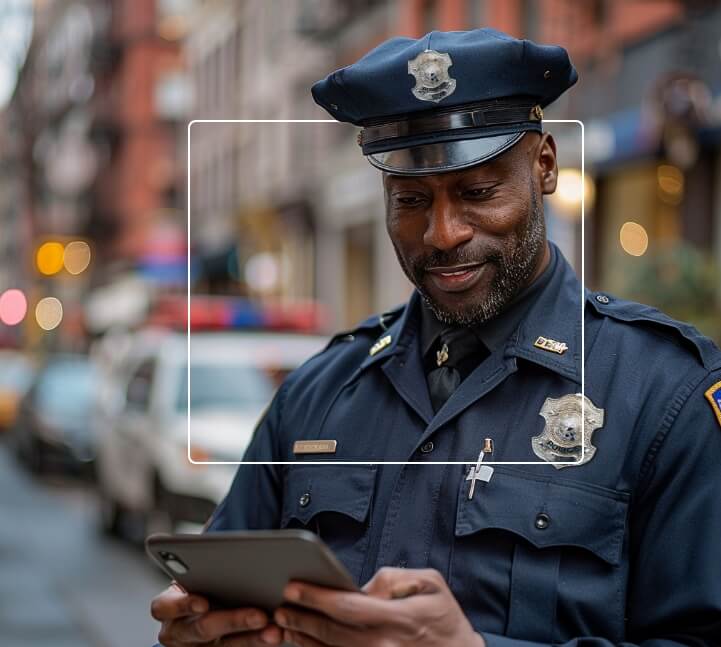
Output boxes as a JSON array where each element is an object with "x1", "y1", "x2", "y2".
[{"x1": 394, "y1": 182, "x2": 546, "y2": 326}]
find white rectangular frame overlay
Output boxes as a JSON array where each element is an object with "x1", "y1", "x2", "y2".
[{"x1": 186, "y1": 119, "x2": 585, "y2": 465}]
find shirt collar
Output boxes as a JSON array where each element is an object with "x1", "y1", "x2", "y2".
[
  {"x1": 509, "y1": 242, "x2": 582, "y2": 383},
  {"x1": 419, "y1": 241, "x2": 583, "y2": 383},
  {"x1": 361, "y1": 242, "x2": 583, "y2": 384},
  {"x1": 358, "y1": 292, "x2": 422, "y2": 373}
]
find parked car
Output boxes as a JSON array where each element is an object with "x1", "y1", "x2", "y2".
[
  {"x1": 0, "y1": 350, "x2": 35, "y2": 433},
  {"x1": 12, "y1": 354, "x2": 98, "y2": 474},
  {"x1": 94, "y1": 329, "x2": 327, "y2": 541}
]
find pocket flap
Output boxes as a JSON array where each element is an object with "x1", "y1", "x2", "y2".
[
  {"x1": 456, "y1": 468, "x2": 628, "y2": 566},
  {"x1": 281, "y1": 464, "x2": 376, "y2": 527}
]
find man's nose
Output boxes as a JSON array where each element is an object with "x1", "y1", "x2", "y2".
[{"x1": 423, "y1": 197, "x2": 473, "y2": 251}]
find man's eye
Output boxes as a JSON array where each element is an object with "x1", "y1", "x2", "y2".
[
  {"x1": 464, "y1": 187, "x2": 493, "y2": 198},
  {"x1": 395, "y1": 195, "x2": 425, "y2": 206}
]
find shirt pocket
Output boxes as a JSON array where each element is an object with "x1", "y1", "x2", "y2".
[
  {"x1": 280, "y1": 464, "x2": 377, "y2": 584},
  {"x1": 451, "y1": 467, "x2": 629, "y2": 642}
]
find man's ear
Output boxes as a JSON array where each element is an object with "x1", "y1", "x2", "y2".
[{"x1": 537, "y1": 132, "x2": 558, "y2": 195}]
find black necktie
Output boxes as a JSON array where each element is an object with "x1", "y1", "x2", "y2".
[{"x1": 427, "y1": 328, "x2": 487, "y2": 412}]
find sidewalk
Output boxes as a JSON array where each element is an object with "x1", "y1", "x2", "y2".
[{"x1": 0, "y1": 443, "x2": 165, "y2": 647}]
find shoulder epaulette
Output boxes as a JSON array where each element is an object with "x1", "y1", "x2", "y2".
[
  {"x1": 322, "y1": 304, "x2": 406, "y2": 352},
  {"x1": 587, "y1": 292, "x2": 721, "y2": 371}
]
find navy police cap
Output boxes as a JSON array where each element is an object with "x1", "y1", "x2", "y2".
[{"x1": 311, "y1": 29, "x2": 577, "y2": 175}]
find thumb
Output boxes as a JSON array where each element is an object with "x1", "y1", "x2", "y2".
[
  {"x1": 362, "y1": 567, "x2": 438, "y2": 600},
  {"x1": 150, "y1": 583, "x2": 209, "y2": 621}
]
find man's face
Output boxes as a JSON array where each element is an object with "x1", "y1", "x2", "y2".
[{"x1": 384, "y1": 133, "x2": 557, "y2": 326}]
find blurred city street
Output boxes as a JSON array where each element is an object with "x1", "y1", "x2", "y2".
[
  {"x1": 0, "y1": 0, "x2": 720, "y2": 644},
  {"x1": 0, "y1": 441, "x2": 165, "y2": 647}
]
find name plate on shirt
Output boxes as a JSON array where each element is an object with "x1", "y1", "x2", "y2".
[{"x1": 293, "y1": 440, "x2": 338, "y2": 455}]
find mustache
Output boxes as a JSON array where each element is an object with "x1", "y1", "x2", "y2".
[{"x1": 413, "y1": 246, "x2": 503, "y2": 273}]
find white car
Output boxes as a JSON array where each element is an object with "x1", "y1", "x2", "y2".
[{"x1": 94, "y1": 328, "x2": 327, "y2": 540}]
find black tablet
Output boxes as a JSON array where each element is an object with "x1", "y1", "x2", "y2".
[{"x1": 146, "y1": 529, "x2": 358, "y2": 612}]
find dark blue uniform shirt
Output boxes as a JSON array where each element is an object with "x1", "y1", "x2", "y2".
[{"x1": 206, "y1": 244, "x2": 721, "y2": 646}]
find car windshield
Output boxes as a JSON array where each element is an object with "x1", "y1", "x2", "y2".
[
  {"x1": 176, "y1": 363, "x2": 275, "y2": 412},
  {"x1": 0, "y1": 359, "x2": 33, "y2": 391},
  {"x1": 35, "y1": 361, "x2": 96, "y2": 419}
]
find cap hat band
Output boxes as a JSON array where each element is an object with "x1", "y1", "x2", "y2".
[{"x1": 359, "y1": 100, "x2": 542, "y2": 149}]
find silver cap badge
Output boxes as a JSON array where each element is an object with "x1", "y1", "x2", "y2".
[
  {"x1": 408, "y1": 50, "x2": 456, "y2": 103},
  {"x1": 532, "y1": 393, "x2": 604, "y2": 468}
]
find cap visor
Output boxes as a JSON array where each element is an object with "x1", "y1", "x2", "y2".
[{"x1": 366, "y1": 132, "x2": 525, "y2": 175}]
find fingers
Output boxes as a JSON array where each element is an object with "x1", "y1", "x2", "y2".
[
  {"x1": 283, "y1": 582, "x2": 390, "y2": 626},
  {"x1": 190, "y1": 608, "x2": 270, "y2": 643},
  {"x1": 275, "y1": 608, "x2": 354, "y2": 647},
  {"x1": 151, "y1": 585, "x2": 209, "y2": 621},
  {"x1": 257, "y1": 625, "x2": 283, "y2": 646},
  {"x1": 280, "y1": 567, "x2": 444, "y2": 627},
  {"x1": 219, "y1": 624, "x2": 283, "y2": 646},
  {"x1": 282, "y1": 629, "x2": 328, "y2": 647},
  {"x1": 279, "y1": 569, "x2": 478, "y2": 647},
  {"x1": 157, "y1": 607, "x2": 270, "y2": 645},
  {"x1": 362, "y1": 567, "x2": 442, "y2": 599}
]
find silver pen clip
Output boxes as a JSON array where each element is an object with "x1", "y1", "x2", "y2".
[{"x1": 466, "y1": 438, "x2": 494, "y2": 500}]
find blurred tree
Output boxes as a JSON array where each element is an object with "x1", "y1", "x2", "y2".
[{"x1": 624, "y1": 242, "x2": 721, "y2": 344}]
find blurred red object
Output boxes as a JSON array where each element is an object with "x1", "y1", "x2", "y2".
[
  {"x1": 263, "y1": 300, "x2": 328, "y2": 332},
  {"x1": 146, "y1": 294, "x2": 328, "y2": 333}
]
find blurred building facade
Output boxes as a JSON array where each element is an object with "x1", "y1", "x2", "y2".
[
  {"x1": 4, "y1": 0, "x2": 192, "y2": 346},
  {"x1": 0, "y1": 107, "x2": 27, "y2": 346},
  {"x1": 3, "y1": 0, "x2": 720, "y2": 344},
  {"x1": 89, "y1": 0, "x2": 189, "y2": 270},
  {"x1": 576, "y1": 4, "x2": 721, "y2": 337},
  {"x1": 185, "y1": 0, "x2": 330, "y2": 301},
  {"x1": 84, "y1": 0, "x2": 191, "y2": 333},
  {"x1": 185, "y1": 0, "x2": 721, "y2": 337},
  {"x1": 5, "y1": 0, "x2": 104, "y2": 349}
]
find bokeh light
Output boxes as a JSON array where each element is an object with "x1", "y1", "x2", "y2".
[
  {"x1": 619, "y1": 221, "x2": 649, "y2": 257},
  {"x1": 35, "y1": 296, "x2": 63, "y2": 330},
  {"x1": 158, "y1": 14, "x2": 189, "y2": 41},
  {"x1": 657, "y1": 165, "x2": 684, "y2": 205},
  {"x1": 244, "y1": 252, "x2": 280, "y2": 293},
  {"x1": 0, "y1": 289, "x2": 28, "y2": 325},
  {"x1": 63, "y1": 240, "x2": 91, "y2": 274},
  {"x1": 549, "y1": 168, "x2": 596, "y2": 220},
  {"x1": 36, "y1": 241, "x2": 65, "y2": 275}
]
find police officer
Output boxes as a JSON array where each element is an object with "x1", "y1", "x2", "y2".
[{"x1": 151, "y1": 29, "x2": 721, "y2": 646}]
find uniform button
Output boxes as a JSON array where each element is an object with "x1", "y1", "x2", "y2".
[
  {"x1": 299, "y1": 493, "x2": 311, "y2": 507},
  {"x1": 535, "y1": 513, "x2": 550, "y2": 530},
  {"x1": 595, "y1": 294, "x2": 610, "y2": 304},
  {"x1": 420, "y1": 441, "x2": 434, "y2": 454}
]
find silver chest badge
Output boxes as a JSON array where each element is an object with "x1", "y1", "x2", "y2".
[
  {"x1": 408, "y1": 50, "x2": 456, "y2": 103},
  {"x1": 532, "y1": 394, "x2": 604, "y2": 469}
]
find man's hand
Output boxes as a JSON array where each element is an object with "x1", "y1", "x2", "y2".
[
  {"x1": 274, "y1": 567, "x2": 485, "y2": 647},
  {"x1": 150, "y1": 584, "x2": 283, "y2": 646}
]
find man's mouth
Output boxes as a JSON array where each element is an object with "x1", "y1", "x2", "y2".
[{"x1": 425, "y1": 262, "x2": 488, "y2": 293}]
